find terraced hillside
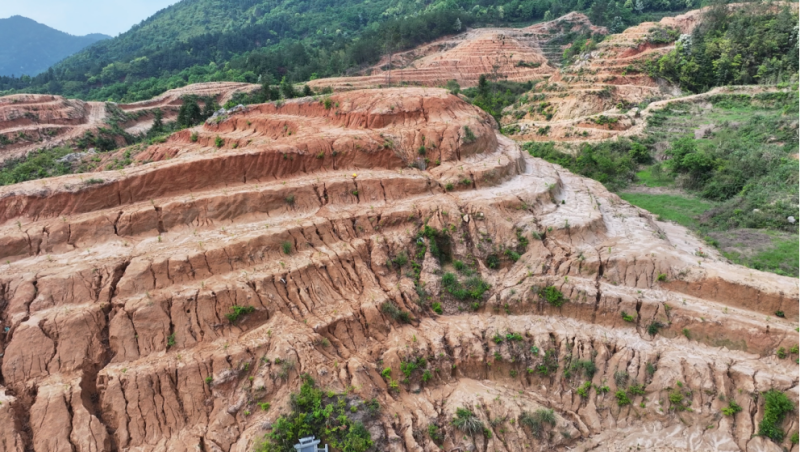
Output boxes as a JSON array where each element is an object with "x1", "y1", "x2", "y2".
[
  {"x1": 308, "y1": 13, "x2": 606, "y2": 92},
  {"x1": 0, "y1": 88, "x2": 796, "y2": 452},
  {"x1": 0, "y1": 82, "x2": 259, "y2": 164}
]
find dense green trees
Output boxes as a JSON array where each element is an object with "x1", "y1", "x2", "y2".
[
  {"x1": 0, "y1": 0, "x2": 691, "y2": 102},
  {"x1": 648, "y1": 4, "x2": 799, "y2": 92}
]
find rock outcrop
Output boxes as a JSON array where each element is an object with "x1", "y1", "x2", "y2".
[{"x1": 0, "y1": 87, "x2": 796, "y2": 452}]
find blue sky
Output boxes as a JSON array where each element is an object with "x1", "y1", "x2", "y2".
[{"x1": 0, "y1": 0, "x2": 180, "y2": 36}]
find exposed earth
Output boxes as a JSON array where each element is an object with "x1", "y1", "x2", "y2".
[
  {"x1": 0, "y1": 8, "x2": 797, "y2": 452},
  {"x1": 0, "y1": 82, "x2": 260, "y2": 164}
]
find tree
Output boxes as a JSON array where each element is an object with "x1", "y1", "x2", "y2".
[
  {"x1": 454, "y1": 18, "x2": 462, "y2": 32},
  {"x1": 151, "y1": 108, "x2": 164, "y2": 133},
  {"x1": 280, "y1": 76, "x2": 297, "y2": 99},
  {"x1": 543, "y1": 10, "x2": 553, "y2": 21},
  {"x1": 635, "y1": 0, "x2": 645, "y2": 14},
  {"x1": 177, "y1": 98, "x2": 202, "y2": 128}
]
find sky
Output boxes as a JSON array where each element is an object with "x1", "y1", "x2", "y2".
[{"x1": 0, "y1": 0, "x2": 180, "y2": 36}]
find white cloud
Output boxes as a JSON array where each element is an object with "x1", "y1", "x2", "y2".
[{"x1": 0, "y1": 0, "x2": 180, "y2": 36}]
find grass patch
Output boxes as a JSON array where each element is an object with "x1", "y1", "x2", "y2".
[
  {"x1": 722, "y1": 234, "x2": 799, "y2": 277},
  {"x1": 618, "y1": 193, "x2": 714, "y2": 229}
]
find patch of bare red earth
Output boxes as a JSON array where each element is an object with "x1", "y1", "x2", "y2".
[
  {"x1": 0, "y1": 88, "x2": 796, "y2": 452},
  {"x1": 0, "y1": 82, "x2": 259, "y2": 164},
  {"x1": 308, "y1": 13, "x2": 606, "y2": 92}
]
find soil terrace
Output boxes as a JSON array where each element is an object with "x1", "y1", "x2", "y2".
[
  {"x1": 308, "y1": 13, "x2": 606, "y2": 92},
  {"x1": 0, "y1": 87, "x2": 796, "y2": 452},
  {"x1": 0, "y1": 82, "x2": 260, "y2": 164}
]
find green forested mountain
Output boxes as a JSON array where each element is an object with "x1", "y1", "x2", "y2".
[
  {"x1": 0, "y1": 0, "x2": 690, "y2": 102},
  {"x1": 0, "y1": 16, "x2": 109, "y2": 77}
]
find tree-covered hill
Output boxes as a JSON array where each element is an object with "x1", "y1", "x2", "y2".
[
  {"x1": 0, "y1": 16, "x2": 109, "y2": 77},
  {"x1": 0, "y1": 0, "x2": 690, "y2": 102}
]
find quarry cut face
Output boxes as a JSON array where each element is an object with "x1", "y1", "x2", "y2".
[{"x1": 0, "y1": 87, "x2": 797, "y2": 452}]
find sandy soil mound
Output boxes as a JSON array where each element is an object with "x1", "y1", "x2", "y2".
[
  {"x1": 0, "y1": 82, "x2": 260, "y2": 164},
  {"x1": 0, "y1": 87, "x2": 796, "y2": 452}
]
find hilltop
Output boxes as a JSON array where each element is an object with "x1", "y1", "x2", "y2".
[{"x1": 0, "y1": 16, "x2": 109, "y2": 77}]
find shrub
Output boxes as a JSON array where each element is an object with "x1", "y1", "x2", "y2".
[
  {"x1": 445, "y1": 182, "x2": 454, "y2": 191},
  {"x1": 392, "y1": 252, "x2": 408, "y2": 267},
  {"x1": 381, "y1": 367, "x2": 391, "y2": 378},
  {"x1": 615, "y1": 390, "x2": 631, "y2": 406},
  {"x1": 628, "y1": 384, "x2": 645, "y2": 396},
  {"x1": 281, "y1": 241, "x2": 292, "y2": 255},
  {"x1": 519, "y1": 409, "x2": 556, "y2": 438},
  {"x1": 463, "y1": 126, "x2": 476, "y2": 143},
  {"x1": 775, "y1": 310, "x2": 785, "y2": 318},
  {"x1": 427, "y1": 424, "x2": 442, "y2": 442},
  {"x1": 226, "y1": 305, "x2": 255, "y2": 322},
  {"x1": 577, "y1": 381, "x2": 592, "y2": 398},
  {"x1": 539, "y1": 286, "x2": 565, "y2": 307},
  {"x1": 431, "y1": 302, "x2": 443, "y2": 315},
  {"x1": 722, "y1": 400, "x2": 742, "y2": 416},
  {"x1": 452, "y1": 407, "x2": 484, "y2": 435},
  {"x1": 442, "y1": 272, "x2": 490, "y2": 301},
  {"x1": 215, "y1": 136, "x2": 224, "y2": 147},
  {"x1": 621, "y1": 311, "x2": 635, "y2": 322},
  {"x1": 422, "y1": 370, "x2": 432, "y2": 383},
  {"x1": 167, "y1": 333, "x2": 176, "y2": 348},
  {"x1": 84, "y1": 178, "x2": 104, "y2": 185},
  {"x1": 259, "y1": 402, "x2": 271, "y2": 411},
  {"x1": 453, "y1": 260, "x2": 466, "y2": 272},
  {"x1": 776, "y1": 347, "x2": 787, "y2": 359},
  {"x1": 646, "y1": 321, "x2": 665, "y2": 336},
  {"x1": 656, "y1": 273, "x2": 667, "y2": 282},
  {"x1": 190, "y1": 132, "x2": 198, "y2": 142},
  {"x1": 254, "y1": 375, "x2": 374, "y2": 452},
  {"x1": 285, "y1": 194, "x2": 295, "y2": 206},
  {"x1": 668, "y1": 390, "x2": 685, "y2": 410},
  {"x1": 504, "y1": 249, "x2": 521, "y2": 262},
  {"x1": 486, "y1": 254, "x2": 500, "y2": 269},
  {"x1": 758, "y1": 390, "x2": 794, "y2": 441},
  {"x1": 381, "y1": 302, "x2": 412, "y2": 323}
]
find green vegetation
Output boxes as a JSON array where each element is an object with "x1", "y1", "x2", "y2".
[
  {"x1": 758, "y1": 390, "x2": 794, "y2": 442},
  {"x1": 254, "y1": 375, "x2": 375, "y2": 452},
  {"x1": 519, "y1": 409, "x2": 556, "y2": 438},
  {"x1": 381, "y1": 301, "x2": 412, "y2": 323},
  {"x1": 648, "y1": 5, "x2": 798, "y2": 92},
  {"x1": 618, "y1": 193, "x2": 714, "y2": 229},
  {"x1": 722, "y1": 400, "x2": 742, "y2": 416},
  {"x1": 615, "y1": 390, "x2": 631, "y2": 406},
  {"x1": 462, "y1": 76, "x2": 534, "y2": 122},
  {"x1": 1, "y1": 0, "x2": 690, "y2": 102},
  {"x1": 452, "y1": 407, "x2": 484, "y2": 435},
  {"x1": 524, "y1": 139, "x2": 649, "y2": 191},
  {"x1": 281, "y1": 241, "x2": 293, "y2": 255},
  {"x1": 528, "y1": 90, "x2": 798, "y2": 277},
  {"x1": 0, "y1": 146, "x2": 74, "y2": 186},
  {"x1": 226, "y1": 305, "x2": 255, "y2": 323},
  {"x1": 442, "y1": 272, "x2": 491, "y2": 302},
  {"x1": 538, "y1": 285, "x2": 565, "y2": 307}
]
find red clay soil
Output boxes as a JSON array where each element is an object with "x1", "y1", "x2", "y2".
[{"x1": 0, "y1": 86, "x2": 796, "y2": 452}]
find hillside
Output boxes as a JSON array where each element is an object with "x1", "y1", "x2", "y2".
[
  {"x1": 0, "y1": 4, "x2": 797, "y2": 452},
  {"x1": 0, "y1": 16, "x2": 109, "y2": 77},
  {"x1": 0, "y1": 85, "x2": 797, "y2": 452},
  {"x1": 0, "y1": 0, "x2": 691, "y2": 102}
]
